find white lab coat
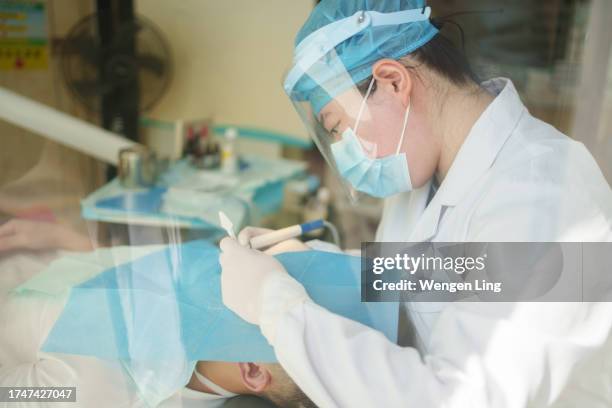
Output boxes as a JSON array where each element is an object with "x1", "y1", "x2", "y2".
[
  {"x1": 266, "y1": 78, "x2": 612, "y2": 407},
  {"x1": 0, "y1": 249, "x2": 228, "y2": 408}
]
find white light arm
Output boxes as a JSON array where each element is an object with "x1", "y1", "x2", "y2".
[{"x1": 0, "y1": 86, "x2": 139, "y2": 165}]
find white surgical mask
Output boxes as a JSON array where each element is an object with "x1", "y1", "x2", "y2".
[
  {"x1": 194, "y1": 369, "x2": 239, "y2": 398},
  {"x1": 330, "y1": 78, "x2": 413, "y2": 198}
]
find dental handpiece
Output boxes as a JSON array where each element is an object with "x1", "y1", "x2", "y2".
[{"x1": 249, "y1": 219, "x2": 325, "y2": 250}]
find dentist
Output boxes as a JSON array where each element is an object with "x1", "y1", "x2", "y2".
[{"x1": 220, "y1": 1, "x2": 612, "y2": 406}]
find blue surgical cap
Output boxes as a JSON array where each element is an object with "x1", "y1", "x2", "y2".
[{"x1": 288, "y1": 0, "x2": 439, "y2": 114}]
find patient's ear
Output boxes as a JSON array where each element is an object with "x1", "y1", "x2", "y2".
[{"x1": 238, "y1": 362, "x2": 271, "y2": 393}]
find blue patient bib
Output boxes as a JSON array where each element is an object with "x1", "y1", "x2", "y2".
[{"x1": 42, "y1": 240, "x2": 398, "y2": 406}]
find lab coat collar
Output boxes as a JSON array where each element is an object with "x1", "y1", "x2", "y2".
[
  {"x1": 438, "y1": 78, "x2": 525, "y2": 206},
  {"x1": 407, "y1": 78, "x2": 525, "y2": 242}
]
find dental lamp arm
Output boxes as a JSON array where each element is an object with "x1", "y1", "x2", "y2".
[{"x1": 0, "y1": 87, "x2": 139, "y2": 165}]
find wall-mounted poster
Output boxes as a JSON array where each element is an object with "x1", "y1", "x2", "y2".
[{"x1": 0, "y1": 2, "x2": 48, "y2": 70}]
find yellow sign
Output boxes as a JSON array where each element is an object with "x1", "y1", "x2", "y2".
[{"x1": 0, "y1": 2, "x2": 48, "y2": 70}]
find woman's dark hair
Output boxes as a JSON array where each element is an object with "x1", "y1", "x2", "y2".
[
  {"x1": 358, "y1": 22, "x2": 478, "y2": 94},
  {"x1": 410, "y1": 28, "x2": 479, "y2": 86}
]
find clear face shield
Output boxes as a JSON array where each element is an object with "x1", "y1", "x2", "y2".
[
  {"x1": 288, "y1": 57, "x2": 381, "y2": 201},
  {"x1": 284, "y1": 8, "x2": 430, "y2": 201}
]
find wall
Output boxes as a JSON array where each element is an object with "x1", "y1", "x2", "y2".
[
  {"x1": 135, "y1": 0, "x2": 314, "y2": 155},
  {"x1": 0, "y1": 0, "x2": 104, "y2": 231}
]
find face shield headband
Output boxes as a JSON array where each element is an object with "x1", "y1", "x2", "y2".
[{"x1": 284, "y1": 6, "x2": 433, "y2": 97}]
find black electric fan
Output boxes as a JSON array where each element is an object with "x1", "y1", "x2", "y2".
[{"x1": 59, "y1": 13, "x2": 172, "y2": 140}]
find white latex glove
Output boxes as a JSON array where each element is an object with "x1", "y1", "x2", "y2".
[
  {"x1": 238, "y1": 226, "x2": 311, "y2": 254},
  {"x1": 219, "y1": 237, "x2": 310, "y2": 340},
  {"x1": 237, "y1": 226, "x2": 272, "y2": 246}
]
